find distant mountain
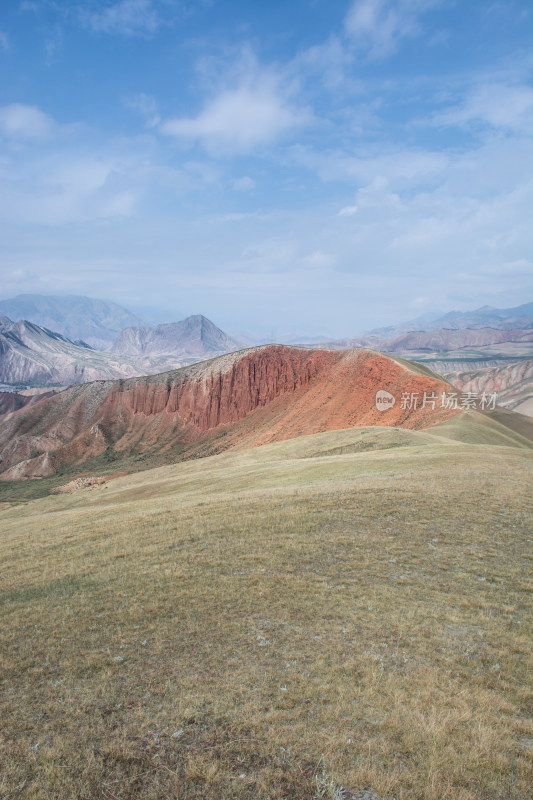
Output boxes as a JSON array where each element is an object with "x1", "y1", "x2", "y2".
[
  {"x1": 315, "y1": 326, "x2": 533, "y2": 354},
  {"x1": 0, "y1": 317, "x2": 141, "y2": 384},
  {"x1": 381, "y1": 327, "x2": 533, "y2": 353},
  {"x1": 0, "y1": 314, "x2": 243, "y2": 387},
  {"x1": 370, "y1": 302, "x2": 533, "y2": 339},
  {"x1": 0, "y1": 295, "x2": 146, "y2": 350},
  {"x1": 111, "y1": 315, "x2": 243, "y2": 359}
]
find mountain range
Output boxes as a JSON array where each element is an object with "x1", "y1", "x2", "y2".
[
  {"x1": 0, "y1": 344, "x2": 481, "y2": 480},
  {"x1": 1, "y1": 295, "x2": 532, "y2": 351},
  {"x1": 367, "y1": 302, "x2": 533, "y2": 339},
  {"x1": 0, "y1": 314, "x2": 241, "y2": 386},
  {"x1": 0, "y1": 295, "x2": 145, "y2": 350},
  {"x1": 378, "y1": 327, "x2": 533, "y2": 353},
  {"x1": 0, "y1": 295, "x2": 531, "y2": 419},
  {"x1": 0, "y1": 316, "x2": 141, "y2": 384},
  {"x1": 442, "y1": 361, "x2": 533, "y2": 417}
]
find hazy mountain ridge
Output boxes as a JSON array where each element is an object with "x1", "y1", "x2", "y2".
[
  {"x1": 0, "y1": 317, "x2": 141, "y2": 385},
  {"x1": 368, "y1": 302, "x2": 533, "y2": 339},
  {"x1": 0, "y1": 315, "x2": 244, "y2": 386},
  {"x1": 111, "y1": 315, "x2": 242, "y2": 358},
  {"x1": 381, "y1": 327, "x2": 533, "y2": 353},
  {"x1": 0, "y1": 295, "x2": 146, "y2": 350}
]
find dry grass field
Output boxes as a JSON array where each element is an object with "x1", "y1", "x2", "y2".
[{"x1": 0, "y1": 423, "x2": 532, "y2": 799}]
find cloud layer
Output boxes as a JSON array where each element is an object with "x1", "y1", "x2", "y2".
[{"x1": 1, "y1": 0, "x2": 531, "y2": 335}]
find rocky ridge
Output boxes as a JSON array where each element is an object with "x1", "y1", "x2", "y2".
[{"x1": 0, "y1": 345, "x2": 462, "y2": 480}]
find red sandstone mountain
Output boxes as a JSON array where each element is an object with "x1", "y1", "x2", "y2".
[
  {"x1": 0, "y1": 388, "x2": 59, "y2": 416},
  {"x1": 0, "y1": 345, "x2": 465, "y2": 481},
  {"x1": 313, "y1": 328, "x2": 533, "y2": 418}
]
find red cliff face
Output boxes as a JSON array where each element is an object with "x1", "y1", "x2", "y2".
[
  {"x1": 103, "y1": 347, "x2": 331, "y2": 430},
  {"x1": 0, "y1": 345, "x2": 462, "y2": 480}
]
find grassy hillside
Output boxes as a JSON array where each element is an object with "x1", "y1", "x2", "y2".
[
  {"x1": 0, "y1": 427, "x2": 532, "y2": 799},
  {"x1": 428, "y1": 410, "x2": 533, "y2": 449}
]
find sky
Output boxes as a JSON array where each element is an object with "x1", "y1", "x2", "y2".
[{"x1": 1, "y1": 0, "x2": 532, "y2": 338}]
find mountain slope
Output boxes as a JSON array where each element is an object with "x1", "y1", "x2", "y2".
[
  {"x1": 0, "y1": 295, "x2": 145, "y2": 349},
  {"x1": 0, "y1": 391, "x2": 33, "y2": 415},
  {"x1": 0, "y1": 344, "x2": 467, "y2": 480},
  {"x1": 0, "y1": 388, "x2": 59, "y2": 416},
  {"x1": 316, "y1": 325, "x2": 533, "y2": 416},
  {"x1": 0, "y1": 318, "x2": 141, "y2": 384},
  {"x1": 443, "y1": 360, "x2": 533, "y2": 416}
]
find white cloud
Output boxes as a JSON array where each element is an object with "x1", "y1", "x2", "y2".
[
  {"x1": 233, "y1": 176, "x2": 256, "y2": 192},
  {"x1": 161, "y1": 75, "x2": 311, "y2": 154},
  {"x1": 291, "y1": 36, "x2": 356, "y2": 90},
  {"x1": 356, "y1": 175, "x2": 402, "y2": 208},
  {"x1": 0, "y1": 30, "x2": 9, "y2": 52},
  {"x1": 0, "y1": 151, "x2": 137, "y2": 225},
  {"x1": 409, "y1": 295, "x2": 431, "y2": 308},
  {"x1": 0, "y1": 106, "x2": 162, "y2": 225},
  {"x1": 292, "y1": 144, "x2": 448, "y2": 186},
  {"x1": 303, "y1": 250, "x2": 336, "y2": 268},
  {"x1": 82, "y1": 0, "x2": 160, "y2": 36},
  {"x1": 345, "y1": 0, "x2": 439, "y2": 58},
  {"x1": 338, "y1": 205, "x2": 358, "y2": 216},
  {"x1": 431, "y1": 81, "x2": 533, "y2": 134},
  {"x1": 0, "y1": 104, "x2": 55, "y2": 140},
  {"x1": 124, "y1": 93, "x2": 161, "y2": 127}
]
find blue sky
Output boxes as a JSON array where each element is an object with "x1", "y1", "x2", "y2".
[{"x1": 1, "y1": 0, "x2": 532, "y2": 337}]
